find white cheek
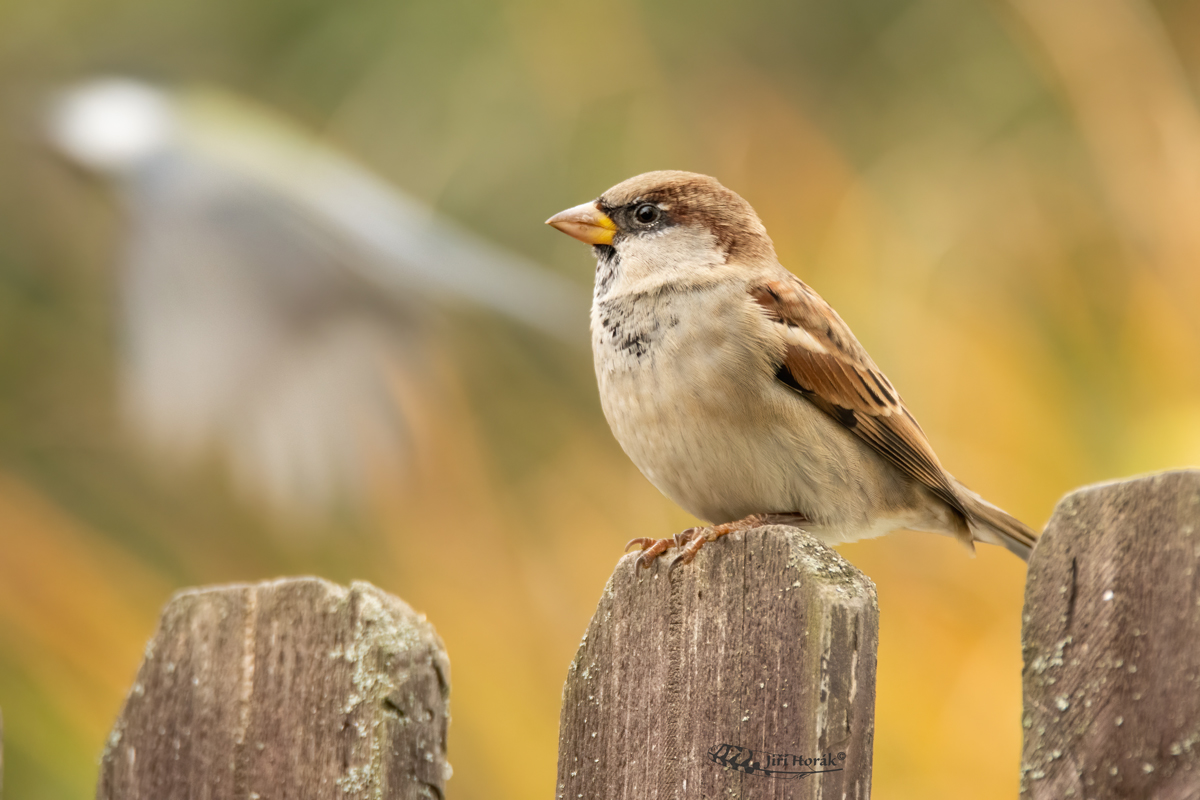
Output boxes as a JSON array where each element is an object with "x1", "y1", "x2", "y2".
[{"x1": 612, "y1": 226, "x2": 724, "y2": 290}]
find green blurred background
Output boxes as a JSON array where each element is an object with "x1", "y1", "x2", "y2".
[{"x1": 4, "y1": 0, "x2": 1200, "y2": 797}]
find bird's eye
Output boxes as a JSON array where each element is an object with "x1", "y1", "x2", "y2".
[{"x1": 633, "y1": 203, "x2": 660, "y2": 225}]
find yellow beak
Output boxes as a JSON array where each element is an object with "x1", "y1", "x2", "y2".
[{"x1": 545, "y1": 201, "x2": 617, "y2": 246}]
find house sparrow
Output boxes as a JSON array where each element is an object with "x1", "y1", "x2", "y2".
[{"x1": 547, "y1": 171, "x2": 1037, "y2": 570}]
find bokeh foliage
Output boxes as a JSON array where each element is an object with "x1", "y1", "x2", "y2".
[{"x1": 3, "y1": 0, "x2": 1200, "y2": 798}]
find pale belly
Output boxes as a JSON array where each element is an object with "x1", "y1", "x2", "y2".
[{"x1": 592, "y1": 284, "x2": 911, "y2": 538}]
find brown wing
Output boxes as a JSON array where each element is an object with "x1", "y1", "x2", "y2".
[{"x1": 750, "y1": 278, "x2": 968, "y2": 517}]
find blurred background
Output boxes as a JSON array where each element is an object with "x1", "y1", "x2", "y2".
[{"x1": 3, "y1": 0, "x2": 1200, "y2": 797}]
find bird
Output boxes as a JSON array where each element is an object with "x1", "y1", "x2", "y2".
[
  {"x1": 45, "y1": 77, "x2": 588, "y2": 517},
  {"x1": 546, "y1": 170, "x2": 1038, "y2": 570}
]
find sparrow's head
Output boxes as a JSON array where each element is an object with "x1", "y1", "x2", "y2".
[{"x1": 547, "y1": 171, "x2": 776, "y2": 290}]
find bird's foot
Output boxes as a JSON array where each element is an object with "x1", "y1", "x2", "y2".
[
  {"x1": 624, "y1": 529, "x2": 699, "y2": 571},
  {"x1": 625, "y1": 514, "x2": 777, "y2": 575}
]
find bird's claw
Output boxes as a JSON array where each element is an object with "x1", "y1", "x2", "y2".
[
  {"x1": 674, "y1": 528, "x2": 700, "y2": 547},
  {"x1": 626, "y1": 516, "x2": 774, "y2": 574},
  {"x1": 627, "y1": 527, "x2": 710, "y2": 572},
  {"x1": 627, "y1": 536, "x2": 674, "y2": 569}
]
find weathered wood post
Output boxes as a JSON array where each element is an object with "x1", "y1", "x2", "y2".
[
  {"x1": 96, "y1": 577, "x2": 450, "y2": 800},
  {"x1": 1022, "y1": 470, "x2": 1200, "y2": 797},
  {"x1": 556, "y1": 525, "x2": 878, "y2": 799}
]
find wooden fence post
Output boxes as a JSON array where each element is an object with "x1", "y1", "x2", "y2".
[
  {"x1": 1022, "y1": 469, "x2": 1200, "y2": 797},
  {"x1": 556, "y1": 525, "x2": 878, "y2": 800},
  {"x1": 96, "y1": 577, "x2": 450, "y2": 800}
]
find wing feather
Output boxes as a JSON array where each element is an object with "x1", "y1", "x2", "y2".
[{"x1": 750, "y1": 279, "x2": 967, "y2": 516}]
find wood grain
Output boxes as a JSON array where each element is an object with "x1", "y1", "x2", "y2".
[
  {"x1": 96, "y1": 577, "x2": 449, "y2": 800},
  {"x1": 1022, "y1": 470, "x2": 1200, "y2": 797},
  {"x1": 556, "y1": 525, "x2": 877, "y2": 800}
]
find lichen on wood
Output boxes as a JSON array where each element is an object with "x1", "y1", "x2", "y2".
[{"x1": 96, "y1": 577, "x2": 450, "y2": 800}]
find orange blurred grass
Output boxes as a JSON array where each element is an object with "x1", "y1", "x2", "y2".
[{"x1": 0, "y1": 470, "x2": 171, "y2": 790}]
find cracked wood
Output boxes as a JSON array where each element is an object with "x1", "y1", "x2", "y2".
[
  {"x1": 1022, "y1": 470, "x2": 1200, "y2": 797},
  {"x1": 556, "y1": 526, "x2": 878, "y2": 800},
  {"x1": 96, "y1": 577, "x2": 449, "y2": 800}
]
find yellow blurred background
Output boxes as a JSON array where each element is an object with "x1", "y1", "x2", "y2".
[{"x1": 3, "y1": 0, "x2": 1200, "y2": 797}]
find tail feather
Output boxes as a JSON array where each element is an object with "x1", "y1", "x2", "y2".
[{"x1": 955, "y1": 483, "x2": 1039, "y2": 562}]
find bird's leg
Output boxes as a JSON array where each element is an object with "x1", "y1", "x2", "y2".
[
  {"x1": 667, "y1": 514, "x2": 774, "y2": 574},
  {"x1": 626, "y1": 513, "x2": 807, "y2": 573}
]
